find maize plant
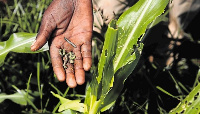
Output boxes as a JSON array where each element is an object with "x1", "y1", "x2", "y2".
[
  {"x1": 169, "y1": 82, "x2": 200, "y2": 114},
  {"x1": 0, "y1": 0, "x2": 169, "y2": 113},
  {"x1": 52, "y1": 0, "x2": 168, "y2": 113},
  {"x1": 0, "y1": 33, "x2": 49, "y2": 67}
]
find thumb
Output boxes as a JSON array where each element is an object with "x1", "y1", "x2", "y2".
[{"x1": 31, "y1": 13, "x2": 56, "y2": 51}]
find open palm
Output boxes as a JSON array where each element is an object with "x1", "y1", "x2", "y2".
[{"x1": 31, "y1": 0, "x2": 93, "y2": 88}]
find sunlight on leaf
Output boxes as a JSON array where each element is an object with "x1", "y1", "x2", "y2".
[
  {"x1": 60, "y1": 109, "x2": 77, "y2": 114},
  {"x1": 0, "y1": 90, "x2": 34, "y2": 105},
  {"x1": 114, "y1": 0, "x2": 169, "y2": 72},
  {"x1": 0, "y1": 32, "x2": 49, "y2": 66},
  {"x1": 85, "y1": 0, "x2": 169, "y2": 113},
  {"x1": 51, "y1": 91, "x2": 87, "y2": 113},
  {"x1": 169, "y1": 83, "x2": 200, "y2": 114},
  {"x1": 97, "y1": 20, "x2": 117, "y2": 84}
]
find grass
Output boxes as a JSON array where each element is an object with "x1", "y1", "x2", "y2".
[
  {"x1": 1, "y1": 0, "x2": 57, "y2": 113},
  {"x1": 0, "y1": 0, "x2": 200, "y2": 113}
]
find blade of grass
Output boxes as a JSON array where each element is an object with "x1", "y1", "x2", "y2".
[
  {"x1": 49, "y1": 82, "x2": 64, "y2": 96},
  {"x1": 132, "y1": 100, "x2": 148, "y2": 113},
  {"x1": 177, "y1": 81, "x2": 189, "y2": 93},
  {"x1": 167, "y1": 70, "x2": 184, "y2": 96},
  {"x1": 125, "y1": 103, "x2": 132, "y2": 114},
  {"x1": 156, "y1": 86, "x2": 179, "y2": 99},
  {"x1": 26, "y1": 73, "x2": 32, "y2": 97},
  {"x1": 193, "y1": 68, "x2": 200, "y2": 88},
  {"x1": 12, "y1": 85, "x2": 39, "y2": 111},
  {"x1": 37, "y1": 55, "x2": 43, "y2": 111},
  {"x1": 144, "y1": 102, "x2": 149, "y2": 114},
  {"x1": 43, "y1": 98, "x2": 50, "y2": 113},
  {"x1": 66, "y1": 94, "x2": 86, "y2": 98}
]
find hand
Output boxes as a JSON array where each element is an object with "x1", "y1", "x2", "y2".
[{"x1": 31, "y1": 0, "x2": 93, "y2": 88}]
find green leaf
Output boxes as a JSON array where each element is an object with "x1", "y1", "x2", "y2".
[
  {"x1": 0, "y1": 90, "x2": 34, "y2": 105},
  {"x1": 51, "y1": 91, "x2": 86, "y2": 113},
  {"x1": 100, "y1": 0, "x2": 168, "y2": 111},
  {"x1": 60, "y1": 109, "x2": 77, "y2": 114},
  {"x1": 114, "y1": 0, "x2": 168, "y2": 72},
  {"x1": 0, "y1": 32, "x2": 49, "y2": 66},
  {"x1": 97, "y1": 20, "x2": 117, "y2": 84},
  {"x1": 86, "y1": 0, "x2": 169, "y2": 113},
  {"x1": 156, "y1": 86, "x2": 178, "y2": 99},
  {"x1": 147, "y1": 10, "x2": 169, "y2": 29},
  {"x1": 169, "y1": 83, "x2": 200, "y2": 114},
  {"x1": 100, "y1": 48, "x2": 142, "y2": 111},
  {"x1": 84, "y1": 21, "x2": 118, "y2": 114},
  {"x1": 99, "y1": 20, "x2": 117, "y2": 99}
]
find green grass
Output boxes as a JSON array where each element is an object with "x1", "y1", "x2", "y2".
[
  {"x1": 0, "y1": 0, "x2": 99, "y2": 113},
  {"x1": 0, "y1": 0, "x2": 200, "y2": 113}
]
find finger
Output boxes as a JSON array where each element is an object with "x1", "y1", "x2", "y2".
[
  {"x1": 74, "y1": 47, "x2": 85, "y2": 85},
  {"x1": 31, "y1": 9, "x2": 56, "y2": 51},
  {"x1": 81, "y1": 41, "x2": 92, "y2": 71},
  {"x1": 50, "y1": 43, "x2": 65, "y2": 82},
  {"x1": 66, "y1": 63, "x2": 77, "y2": 88}
]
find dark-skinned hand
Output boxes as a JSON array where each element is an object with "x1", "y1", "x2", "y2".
[{"x1": 31, "y1": 0, "x2": 93, "y2": 88}]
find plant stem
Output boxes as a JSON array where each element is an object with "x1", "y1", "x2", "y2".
[
  {"x1": 89, "y1": 100, "x2": 101, "y2": 114},
  {"x1": 12, "y1": 85, "x2": 38, "y2": 111}
]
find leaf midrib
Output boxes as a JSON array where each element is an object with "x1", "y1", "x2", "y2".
[
  {"x1": 114, "y1": 0, "x2": 152, "y2": 71},
  {"x1": 0, "y1": 94, "x2": 24, "y2": 99},
  {"x1": 0, "y1": 34, "x2": 34, "y2": 56}
]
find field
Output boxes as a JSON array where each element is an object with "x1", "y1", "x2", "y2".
[{"x1": 1, "y1": 0, "x2": 200, "y2": 113}]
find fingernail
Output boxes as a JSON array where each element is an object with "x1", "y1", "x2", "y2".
[{"x1": 31, "y1": 40, "x2": 36, "y2": 47}]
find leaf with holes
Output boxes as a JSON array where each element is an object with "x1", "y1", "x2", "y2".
[
  {"x1": 84, "y1": 0, "x2": 169, "y2": 113},
  {"x1": 169, "y1": 83, "x2": 200, "y2": 114}
]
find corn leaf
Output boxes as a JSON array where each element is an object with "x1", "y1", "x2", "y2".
[
  {"x1": 169, "y1": 83, "x2": 200, "y2": 114},
  {"x1": 0, "y1": 32, "x2": 49, "y2": 66},
  {"x1": 60, "y1": 109, "x2": 77, "y2": 114},
  {"x1": 113, "y1": 0, "x2": 169, "y2": 72},
  {"x1": 0, "y1": 90, "x2": 34, "y2": 105},
  {"x1": 100, "y1": 48, "x2": 142, "y2": 111},
  {"x1": 51, "y1": 92, "x2": 86, "y2": 113},
  {"x1": 97, "y1": 20, "x2": 117, "y2": 84},
  {"x1": 85, "y1": 0, "x2": 169, "y2": 113},
  {"x1": 98, "y1": 20, "x2": 117, "y2": 98}
]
